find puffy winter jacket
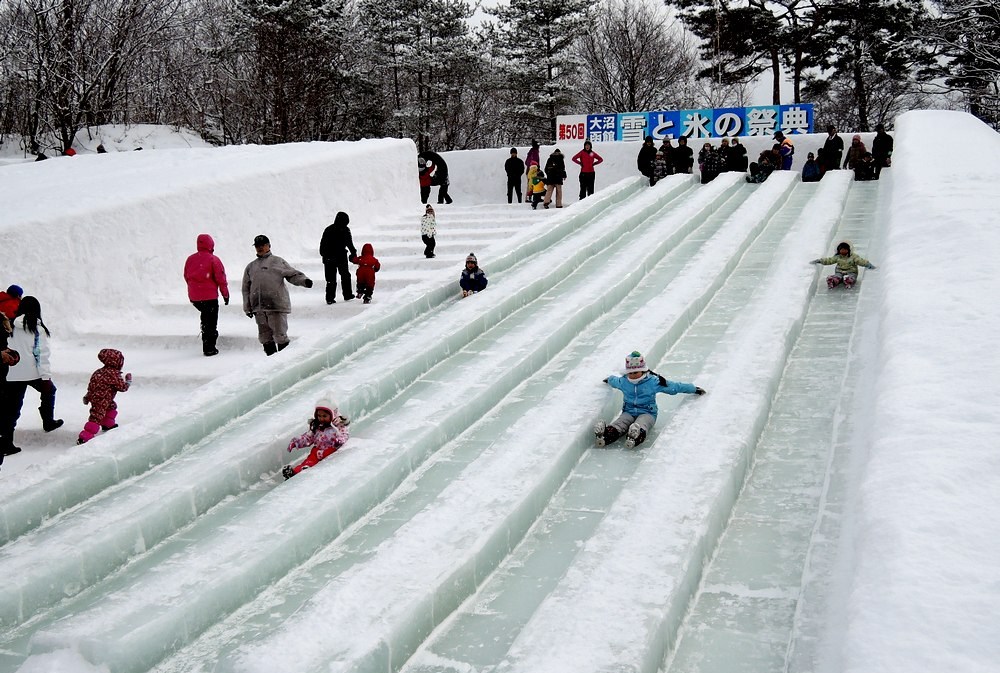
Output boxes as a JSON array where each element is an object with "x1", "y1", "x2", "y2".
[
  {"x1": 0, "y1": 292, "x2": 20, "y2": 320},
  {"x1": 605, "y1": 373, "x2": 697, "y2": 420},
  {"x1": 84, "y1": 348, "x2": 130, "y2": 419},
  {"x1": 572, "y1": 149, "x2": 603, "y2": 173},
  {"x1": 6, "y1": 316, "x2": 51, "y2": 381},
  {"x1": 242, "y1": 252, "x2": 311, "y2": 314},
  {"x1": 460, "y1": 266, "x2": 488, "y2": 292},
  {"x1": 420, "y1": 214, "x2": 436, "y2": 237},
  {"x1": 319, "y1": 212, "x2": 358, "y2": 260},
  {"x1": 352, "y1": 243, "x2": 381, "y2": 289},
  {"x1": 816, "y1": 251, "x2": 873, "y2": 275},
  {"x1": 287, "y1": 423, "x2": 349, "y2": 461},
  {"x1": 184, "y1": 234, "x2": 230, "y2": 302}
]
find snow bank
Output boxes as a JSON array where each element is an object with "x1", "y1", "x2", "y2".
[
  {"x1": 829, "y1": 110, "x2": 1000, "y2": 673},
  {"x1": 0, "y1": 138, "x2": 418, "y2": 326}
]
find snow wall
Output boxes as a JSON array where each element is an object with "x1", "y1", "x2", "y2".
[{"x1": 0, "y1": 138, "x2": 419, "y2": 328}]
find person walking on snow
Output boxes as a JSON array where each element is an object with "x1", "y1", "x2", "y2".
[
  {"x1": 572, "y1": 140, "x2": 604, "y2": 200},
  {"x1": 350, "y1": 243, "x2": 381, "y2": 304},
  {"x1": 421, "y1": 205, "x2": 437, "y2": 258},
  {"x1": 319, "y1": 211, "x2": 358, "y2": 304},
  {"x1": 243, "y1": 234, "x2": 313, "y2": 356},
  {"x1": 2, "y1": 296, "x2": 63, "y2": 456},
  {"x1": 524, "y1": 140, "x2": 540, "y2": 203},
  {"x1": 282, "y1": 397, "x2": 350, "y2": 479},
  {"x1": 77, "y1": 348, "x2": 131, "y2": 444},
  {"x1": 183, "y1": 234, "x2": 230, "y2": 357},
  {"x1": 504, "y1": 148, "x2": 525, "y2": 203},
  {"x1": 460, "y1": 253, "x2": 488, "y2": 297},
  {"x1": 595, "y1": 351, "x2": 705, "y2": 449},
  {"x1": 0, "y1": 316, "x2": 19, "y2": 469},
  {"x1": 811, "y1": 241, "x2": 877, "y2": 289}
]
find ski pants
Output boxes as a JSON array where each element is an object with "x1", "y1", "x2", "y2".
[
  {"x1": 609, "y1": 411, "x2": 655, "y2": 436},
  {"x1": 254, "y1": 311, "x2": 289, "y2": 347},
  {"x1": 507, "y1": 177, "x2": 522, "y2": 203},
  {"x1": 437, "y1": 182, "x2": 453, "y2": 204},
  {"x1": 324, "y1": 256, "x2": 353, "y2": 302},
  {"x1": 422, "y1": 234, "x2": 436, "y2": 258},
  {"x1": 1, "y1": 378, "x2": 58, "y2": 439},
  {"x1": 191, "y1": 299, "x2": 219, "y2": 354},
  {"x1": 579, "y1": 172, "x2": 596, "y2": 199},
  {"x1": 827, "y1": 272, "x2": 857, "y2": 289},
  {"x1": 420, "y1": 186, "x2": 431, "y2": 204}
]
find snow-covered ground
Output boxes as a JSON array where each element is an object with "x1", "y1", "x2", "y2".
[{"x1": 0, "y1": 111, "x2": 995, "y2": 673}]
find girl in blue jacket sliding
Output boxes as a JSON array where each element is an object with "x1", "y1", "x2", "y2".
[{"x1": 595, "y1": 351, "x2": 705, "y2": 448}]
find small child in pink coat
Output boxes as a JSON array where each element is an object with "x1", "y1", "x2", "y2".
[
  {"x1": 78, "y1": 348, "x2": 131, "y2": 444},
  {"x1": 282, "y1": 397, "x2": 350, "y2": 479}
]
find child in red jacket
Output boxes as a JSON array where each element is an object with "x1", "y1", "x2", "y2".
[
  {"x1": 282, "y1": 398, "x2": 350, "y2": 479},
  {"x1": 350, "y1": 243, "x2": 381, "y2": 304},
  {"x1": 78, "y1": 349, "x2": 131, "y2": 444}
]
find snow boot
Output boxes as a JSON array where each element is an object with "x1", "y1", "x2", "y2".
[
  {"x1": 282, "y1": 465, "x2": 295, "y2": 480},
  {"x1": 827, "y1": 275, "x2": 841, "y2": 289},
  {"x1": 263, "y1": 341, "x2": 277, "y2": 356},
  {"x1": 624, "y1": 424, "x2": 647, "y2": 449},
  {"x1": 594, "y1": 420, "x2": 607, "y2": 447},
  {"x1": 276, "y1": 341, "x2": 288, "y2": 352},
  {"x1": 596, "y1": 421, "x2": 621, "y2": 447},
  {"x1": 42, "y1": 418, "x2": 64, "y2": 432}
]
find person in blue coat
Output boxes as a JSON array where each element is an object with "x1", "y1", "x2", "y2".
[
  {"x1": 595, "y1": 351, "x2": 705, "y2": 448},
  {"x1": 459, "y1": 253, "x2": 488, "y2": 297}
]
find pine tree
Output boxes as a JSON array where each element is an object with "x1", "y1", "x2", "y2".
[{"x1": 928, "y1": 0, "x2": 1000, "y2": 127}]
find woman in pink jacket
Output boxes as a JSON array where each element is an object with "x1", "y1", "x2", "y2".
[
  {"x1": 183, "y1": 234, "x2": 230, "y2": 356},
  {"x1": 572, "y1": 140, "x2": 604, "y2": 200},
  {"x1": 282, "y1": 398, "x2": 350, "y2": 478}
]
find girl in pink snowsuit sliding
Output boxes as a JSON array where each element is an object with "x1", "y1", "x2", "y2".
[
  {"x1": 78, "y1": 348, "x2": 131, "y2": 444},
  {"x1": 282, "y1": 397, "x2": 350, "y2": 479}
]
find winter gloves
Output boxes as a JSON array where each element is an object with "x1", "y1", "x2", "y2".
[{"x1": 303, "y1": 279, "x2": 313, "y2": 288}]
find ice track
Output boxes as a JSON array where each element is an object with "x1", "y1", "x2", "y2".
[{"x1": 0, "y1": 171, "x2": 883, "y2": 673}]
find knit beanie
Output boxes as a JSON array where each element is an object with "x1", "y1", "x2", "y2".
[
  {"x1": 624, "y1": 351, "x2": 647, "y2": 374},
  {"x1": 315, "y1": 397, "x2": 337, "y2": 417},
  {"x1": 466, "y1": 253, "x2": 477, "y2": 264},
  {"x1": 6, "y1": 284, "x2": 23, "y2": 298}
]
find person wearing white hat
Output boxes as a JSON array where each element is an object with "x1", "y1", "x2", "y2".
[{"x1": 282, "y1": 397, "x2": 350, "y2": 479}]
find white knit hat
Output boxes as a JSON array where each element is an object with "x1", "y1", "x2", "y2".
[
  {"x1": 315, "y1": 397, "x2": 337, "y2": 416},
  {"x1": 624, "y1": 351, "x2": 647, "y2": 374}
]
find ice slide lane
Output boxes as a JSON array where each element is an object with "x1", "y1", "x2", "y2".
[
  {"x1": 663, "y1": 181, "x2": 882, "y2": 673},
  {"x1": 396, "y1": 174, "x2": 833, "y2": 673},
  {"x1": 457, "y1": 171, "x2": 856, "y2": 673},
  {"x1": 0, "y1": 178, "x2": 641, "y2": 546},
  {"x1": 147, "y1": 172, "x2": 816, "y2": 673},
  {"x1": 6, "y1": 175, "x2": 705, "y2": 671}
]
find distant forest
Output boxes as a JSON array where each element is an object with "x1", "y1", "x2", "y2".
[{"x1": 0, "y1": 0, "x2": 996, "y2": 153}]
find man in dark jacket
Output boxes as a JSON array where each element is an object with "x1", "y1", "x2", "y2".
[
  {"x1": 543, "y1": 149, "x2": 567, "y2": 208},
  {"x1": 418, "y1": 150, "x2": 453, "y2": 204},
  {"x1": 820, "y1": 125, "x2": 844, "y2": 176},
  {"x1": 871, "y1": 123, "x2": 894, "y2": 177},
  {"x1": 1, "y1": 314, "x2": 22, "y2": 464},
  {"x1": 504, "y1": 148, "x2": 525, "y2": 203},
  {"x1": 243, "y1": 235, "x2": 313, "y2": 355},
  {"x1": 672, "y1": 136, "x2": 694, "y2": 175},
  {"x1": 637, "y1": 136, "x2": 657, "y2": 185},
  {"x1": 319, "y1": 211, "x2": 358, "y2": 304}
]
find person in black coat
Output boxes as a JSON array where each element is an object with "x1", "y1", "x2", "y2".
[
  {"x1": 820, "y1": 125, "x2": 844, "y2": 176},
  {"x1": 543, "y1": 149, "x2": 567, "y2": 208},
  {"x1": 636, "y1": 136, "x2": 657, "y2": 185},
  {"x1": 672, "y1": 136, "x2": 694, "y2": 175},
  {"x1": 871, "y1": 123, "x2": 893, "y2": 177},
  {"x1": 728, "y1": 137, "x2": 748, "y2": 172},
  {"x1": 504, "y1": 148, "x2": 525, "y2": 203},
  {"x1": 319, "y1": 211, "x2": 358, "y2": 304},
  {"x1": 1, "y1": 316, "x2": 21, "y2": 465},
  {"x1": 418, "y1": 150, "x2": 453, "y2": 204}
]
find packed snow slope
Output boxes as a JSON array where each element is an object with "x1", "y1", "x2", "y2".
[{"x1": 0, "y1": 111, "x2": 996, "y2": 673}]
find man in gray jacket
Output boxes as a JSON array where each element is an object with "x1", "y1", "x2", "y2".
[{"x1": 242, "y1": 234, "x2": 313, "y2": 355}]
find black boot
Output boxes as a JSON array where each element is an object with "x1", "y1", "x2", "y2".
[
  {"x1": 603, "y1": 426, "x2": 621, "y2": 445},
  {"x1": 276, "y1": 342, "x2": 288, "y2": 352},
  {"x1": 43, "y1": 418, "x2": 64, "y2": 432},
  {"x1": 263, "y1": 341, "x2": 277, "y2": 356}
]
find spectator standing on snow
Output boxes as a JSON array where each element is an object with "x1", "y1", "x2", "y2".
[
  {"x1": 594, "y1": 351, "x2": 705, "y2": 449},
  {"x1": 872, "y1": 123, "x2": 894, "y2": 177},
  {"x1": 728, "y1": 137, "x2": 748, "y2": 172},
  {"x1": 543, "y1": 148, "x2": 567, "y2": 208},
  {"x1": 524, "y1": 140, "x2": 540, "y2": 203},
  {"x1": 77, "y1": 348, "x2": 131, "y2": 444},
  {"x1": 319, "y1": 212, "x2": 358, "y2": 304},
  {"x1": 460, "y1": 253, "x2": 488, "y2": 297},
  {"x1": 637, "y1": 136, "x2": 657, "y2": 185},
  {"x1": 658, "y1": 138, "x2": 676, "y2": 175},
  {"x1": 350, "y1": 243, "x2": 381, "y2": 304},
  {"x1": 843, "y1": 135, "x2": 867, "y2": 170},
  {"x1": 699, "y1": 144, "x2": 723, "y2": 184},
  {"x1": 853, "y1": 152, "x2": 878, "y2": 181},
  {"x1": 419, "y1": 150, "x2": 453, "y2": 204},
  {"x1": 2, "y1": 296, "x2": 64, "y2": 456},
  {"x1": 0, "y1": 284, "x2": 22, "y2": 319},
  {"x1": 774, "y1": 131, "x2": 795, "y2": 170},
  {"x1": 0, "y1": 315, "x2": 21, "y2": 463},
  {"x1": 243, "y1": 234, "x2": 313, "y2": 356},
  {"x1": 652, "y1": 151, "x2": 670, "y2": 185},
  {"x1": 418, "y1": 157, "x2": 435, "y2": 204},
  {"x1": 801, "y1": 152, "x2": 821, "y2": 182},
  {"x1": 672, "y1": 136, "x2": 694, "y2": 174},
  {"x1": 572, "y1": 140, "x2": 604, "y2": 200},
  {"x1": 183, "y1": 234, "x2": 230, "y2": 357},
  {"x1": 421, "y1": 204, "x2": 437, "y2": 258},
  {"x1": 281, "y1": 397, "x2": 349, "y2": 479},
  {"x1": 504, "y1": 148, "x2": 525, "y2": 203},
  {"x1": 820, "y1": 126, "x2": 844, "y2": 175}
]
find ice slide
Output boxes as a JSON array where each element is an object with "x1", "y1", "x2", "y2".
[{"x1": 0, "y1": 168, "x2": 881, "y2": 673}]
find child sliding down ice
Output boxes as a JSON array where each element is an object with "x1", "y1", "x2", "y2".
[
  {"x1": 78, "y1": 348, "x2": 131, "y2": 444},
  {"x1": 810, "y1": 241, "x2": 877, "y2": 289},
  {"x1": 282, "y1": 398, "x2": 350, "y2": 479},
  {"x1": 595, "y1": 351, "x2": 705, "y2": 449}
]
